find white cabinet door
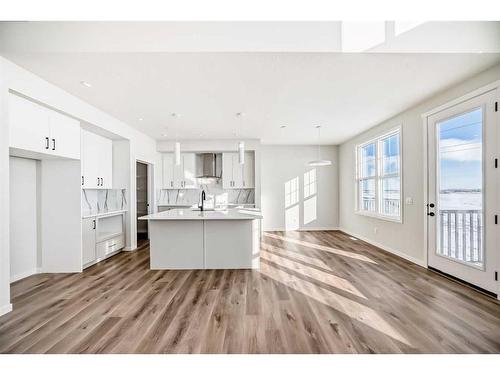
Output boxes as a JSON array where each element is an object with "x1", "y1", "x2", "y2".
[
  {"x1": 82, "y1": 217, "x2": 96, "y2": 266},
  {"x1": 243, "y1": 152, "x2": 255, "y2": 188},
  {"x1": 9, "y1": 94, "x2": 50, "y2": 154},
  {"x1": 48, "y1": 110, "x2": 81, "y2": 159},
  {"x1": 98, "y1": 136, "x2": 113, "y2": 189},
  {"x1": 173, "y1": 156, "x2": 184, "y2": 189},
  {"x1": 81, "y1": 130, "x2": 112, "y2": 189},
  {"x1": 162, "y1": 153, "x2": 175, "y2": 188},
  {"x1": 81, "y1": 130, "x2": 100, "y2": 188},
  {"x1": 222, "y1": 153, "x2": 233, "y2": 189},
  {"x1": 182, "y1": 153, "x2": 197, "y2": 189},
  {"x1": 232, "y1": 154, "x2": 244, "y2": 188}
]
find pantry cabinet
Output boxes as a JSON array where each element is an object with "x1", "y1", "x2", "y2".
[
  {"x1": 9, "y1": 93, "x2": 80, "y2": 159},
  {"x1": 222, "y1": 152, "x2": 254, "y2": 188},
  {"x1": 81, "y1": 129, "x2": 113, "y2": 189},
  {"x1": 162, "y1": 152, "x2": 197, "y2": 189}
]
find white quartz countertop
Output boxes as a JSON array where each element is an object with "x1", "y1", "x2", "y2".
[
  {"x1": 139, "y1": 208, "x2": 263, "y2": 221},
  {"x1": 82, "y1": 209, "x2": 127, "y2": 219}
]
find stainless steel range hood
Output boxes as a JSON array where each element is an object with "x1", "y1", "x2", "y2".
[{"x1": 196, "y1": 153, "x2": 222, "y2": 182}]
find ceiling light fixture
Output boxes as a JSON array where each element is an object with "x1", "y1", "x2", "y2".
[
  {"x1": 80, "y1": 81, "x2": 92, "y2": 88},
  {"x1": 307, "y1": 125, "x2": 332, "y2": 167},
  {"x1": 280, "y1": 125, "x2": 287, "y2": 129},
  {"x1": 172, "y1": 113, "x2": 181, "y2": 166},
  {"x1": 236, "y1": 112, "x2": 245, "y2": 165}
]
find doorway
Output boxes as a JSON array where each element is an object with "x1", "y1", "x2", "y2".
[
  {"x1": 426, "y1": 89, "x2": 498, "y2": 294},
  {"x1": 136, "y1": 161, "x2": 150, "y2": 242}
]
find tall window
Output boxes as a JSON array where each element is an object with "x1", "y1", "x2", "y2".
[{"x1": 356, "y1": 128, "x2": 401, "y2": 221}]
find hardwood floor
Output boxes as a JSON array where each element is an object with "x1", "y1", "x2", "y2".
[{"x1": 1, "y1": 230, "x2": 499, "y2": 354}]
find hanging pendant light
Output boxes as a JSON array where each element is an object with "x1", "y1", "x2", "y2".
[
  {"x1": 307, "y1": 125, "x2": 332, "y2": 166},
  {"x1": 236, "y1": 112, "x2": 245, "y2": 164},
  {"x1": 172, "y1": 113, "x2": 181, "y2": 166}
]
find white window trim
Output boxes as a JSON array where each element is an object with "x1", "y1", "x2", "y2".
[{"x1": 355, "y1": 126, "x2": 403, "y2": 223}]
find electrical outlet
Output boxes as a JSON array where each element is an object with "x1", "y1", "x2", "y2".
[{"x1": 405, "y1": 197, "x2": 414, "y2": 205}]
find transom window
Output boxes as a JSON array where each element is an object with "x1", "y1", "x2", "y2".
[{"x1": 356, "y1": 128, "x2": 402, "y2": 222}]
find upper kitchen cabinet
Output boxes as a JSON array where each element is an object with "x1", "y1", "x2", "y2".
[
  {"x1": 81, "y1": 129, "x2": 113, "y2": 189},
  {"x1": 222, "y1": 152, "x2": 255, "y2": 188},
  {"x1": 8, "y1": 93, "x2": 80, "y2": 159},
  {"x1": 162, "y1": 152, "x2": 198, "y2": 189}
]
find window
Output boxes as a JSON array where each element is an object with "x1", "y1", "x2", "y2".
[{"x1": 356, "y1": 128, "x2": 402, "y2": 221}]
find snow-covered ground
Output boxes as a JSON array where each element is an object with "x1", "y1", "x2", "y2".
[{"x1": 439, "y1": 192, "x2": 481, "y2": 210}]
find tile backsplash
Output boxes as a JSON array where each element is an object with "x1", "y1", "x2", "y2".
[
  {"x1": 82, "y1": 189, "x2": 127, "y2": 214},
  {"x1": 157, "y1": 186, "x2": 254, "y2": 207}
]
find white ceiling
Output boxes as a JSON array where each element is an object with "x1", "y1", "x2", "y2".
[{"x1": 1, "y1": 22, "x2": 500, "y2": 144}]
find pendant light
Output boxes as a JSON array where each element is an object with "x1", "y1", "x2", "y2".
[
  {"x1": 236, "y1": 112, "x2": 245, "y2": 164},
  {"x1": 172, "y1": 113, "x2": 181, "y2": 166},
  {"x1": 307, "y1": 125, "x2": 332, "y2": 167}
]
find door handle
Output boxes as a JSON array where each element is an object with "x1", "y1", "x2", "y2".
[
  {"x1": 52, "y1": 138, "x2": 56, "y2": 151},
  {"x1": 45, "y1": 137, "x2": 49, "y2": 149},
  {"x1": 428, "y1": 212, "x2": 435, "y2": 217}
]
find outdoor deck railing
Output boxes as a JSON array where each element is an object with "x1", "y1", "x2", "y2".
[{"x1": 439, "y1": 209, "x2": 482, "y2": 264}]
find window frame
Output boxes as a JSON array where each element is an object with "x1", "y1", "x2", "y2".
[{"x1": 355, "y1": 126, "x2": 403, "y2": 223}]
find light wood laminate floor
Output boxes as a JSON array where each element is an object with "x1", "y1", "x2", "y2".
[{"x1": 1, "y1": 231, "x2": 499, "y2": 353}]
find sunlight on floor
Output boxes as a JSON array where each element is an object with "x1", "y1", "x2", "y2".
[
  {"x1": 263, "y1": 232, "x2": 377, "y2": 264},
  {"x1": 261, "y1": 249, "x2": 366, "y2": 299},
  {"x1": 259, "y1": 261, "x2": 411, "y2": 347}
]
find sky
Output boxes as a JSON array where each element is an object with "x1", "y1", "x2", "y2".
[{"x1": 438, "y1": 107, "x2": 482, "y2": 191}]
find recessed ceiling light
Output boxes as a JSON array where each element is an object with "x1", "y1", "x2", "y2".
[
  {"x1": 280, "y1": 125, "x2": 287, "y2": 129},
  {"x1": 161, "y1": 133, "x2": 168, "y2": 137},
  {"x1": 138, "y1": 117, "x2": 143, "y2": 121},
  {"x1": 80, "y1": 81, "x2": 92, "y2": 88}
]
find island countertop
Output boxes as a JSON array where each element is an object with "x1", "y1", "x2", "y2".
[{"x1": 139, "y1": 207, "x2": 263, "y2": 221}]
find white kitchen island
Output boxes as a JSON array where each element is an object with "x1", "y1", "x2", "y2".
[{"x1": 139, "y1": 208, "x2": 262, "y2": 270}]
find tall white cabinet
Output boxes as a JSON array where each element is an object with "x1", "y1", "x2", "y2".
[
  {"x1": 81, "y1": 129, "x2": 113, "y2": 189},
  {"x1": 162, "y1": 152, "x2": 197, "y2": 189},
  {"x1": 222, "y1": 152, "x2": 254, "y2": 188},
  {"x1": 9, "y1": 93, "x2": 80, "y2": 159}
]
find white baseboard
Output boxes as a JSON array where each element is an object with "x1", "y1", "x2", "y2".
[
  {"x1": 10, "y1": 268, "x2": 40, "y2": 283},
  {"x1": 338, "y1": 227, "x2": 427, "y2": 268},
  {"x1": 0, "y1": 303, "x2": 13, "y2": 316}
]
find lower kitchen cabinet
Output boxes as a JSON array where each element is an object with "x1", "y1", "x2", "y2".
[
  {"x1": 82, "y1": 212, "x2": 126, "y2": 269},
  {"x1": 82, "y1": 217, "x2": 97, "y2": 265}
]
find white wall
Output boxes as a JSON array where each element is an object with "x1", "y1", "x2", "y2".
[
  {"x1": 261, "y1": 145, "x2": 338, "y2": 231},
  {"x1": 338, "y1": 63, "x2": 500, "y2": 266},
  {"x1": 0, "y1": 61, "x2": 12, "y2": 315},
  {"x1": 9, "y1": 157, "x2": 39, "y2": 282}
]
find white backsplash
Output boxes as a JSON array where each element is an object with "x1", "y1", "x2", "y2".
[
  {"x1": 82, "y1": 189, "x2": 127, "y2": 215},
  {"x1": 157, "y1": 185, "x2": 254, "y2": 206}
]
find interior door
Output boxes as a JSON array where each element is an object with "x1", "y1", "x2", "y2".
[{"x1": 427, "y1": 89, "x2": 498, "y2": 294}]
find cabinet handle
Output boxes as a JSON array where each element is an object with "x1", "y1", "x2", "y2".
[
  {"x1": 82, "y1": 176, "x2": 84, "y2": 186},
  {"x1": 101, "y1": 177, "x2": 104, "y2": 186},
  {"x1": 93, "y1": 220, "x2": 96, "y2": 229},
  {"x1": 45, "y1": 137, "x2": 49, "y2": 149},
  {"x1": 170, "y1": 181, "x2": 173, "y2": 188},
  {"x1": 97, "y1": 177, "x2": 100, "y2": 186},
  {"x1": 52, "y1": 138, "x2": 56, "y2": 151}
]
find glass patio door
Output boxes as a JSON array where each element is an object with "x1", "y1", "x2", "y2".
[{"x1": 427, "y1": 90, "x2": 498, "y2": 294}]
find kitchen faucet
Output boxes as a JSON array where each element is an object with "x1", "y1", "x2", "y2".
[{"x1": 199, "y1": 189, "x2": 206, "y2": 211}]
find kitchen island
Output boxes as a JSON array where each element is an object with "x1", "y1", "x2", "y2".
[{"x1": 139, "y1": 208, "x2": 262, "y2": 269}]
